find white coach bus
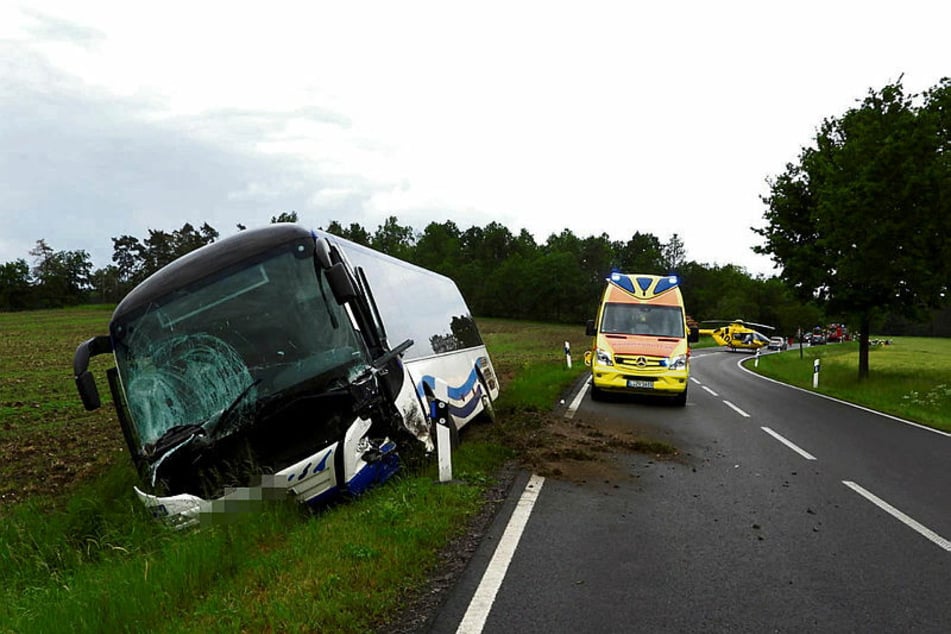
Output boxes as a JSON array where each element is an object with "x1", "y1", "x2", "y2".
[{"x1": 73, "y1": 224, "x2": 499, "y2": 526}]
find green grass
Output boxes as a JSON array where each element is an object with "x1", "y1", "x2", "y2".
[
  {"x1": 748, "y1": 338, "x2": 951, "y2": 432},
  {"x1": 477, "y1": 318, "x2": 590, "y2": 412},
  {"x1": 1, "y1": 447, "x2": 508, "y2": 634},
  {"x1": 6, "y1": 306, "x2": 946, "y2": 631},
  {"x1": 690, "y1": 334, "x2": 721, "y2": 350},
  {"x1": 0, "y1": 308, "x2": 584, "y2": 633}
]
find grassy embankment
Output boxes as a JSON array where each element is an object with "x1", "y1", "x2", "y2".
[
  {"x1": 0, "y1": 308, "x2": 589, "y2": 633},
  {"x1": 746, "y1": 338, "x2": 951, "y2": 433}
]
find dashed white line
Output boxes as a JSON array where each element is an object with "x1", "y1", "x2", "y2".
[
  {"x1": 457, "y1": 474, "x2": 546, "y2": 633},
  {"x1": 761, "y1": 426, "x2": 817, "y2": 460},
  {"x1": 843, "y1": 481, "x2": 951, "y2": 552},
  {"x1": 701, "y1": 385, "x2": 719, "y2": 397},
  {"x1": 690, "y1": 377, "x2": 702, "y2": 385},
  {"x1": 722, "y1": 400, "x2": 750, "y2": 418}
]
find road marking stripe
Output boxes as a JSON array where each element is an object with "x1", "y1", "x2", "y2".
[
  {"x1": 723, "y1": 400, "x2": 750, "y2": 418},
  {"x1": 737, "y1": 357, "x2": 951, "y2": 438},
  {"x1": 457, "y1": 474, "x2": 546, "y2": 633},
  {"x1": 760, "y1": 426, "x2": 817, "y2": 460},
  {"x1": 701, "y1": 385, "x2": 718, "y2": 397},
  {"x1": 690, "y1": 377, "x2": 702, "y2": 385},
  {"x1": 564, "y1": 380, "x2": 589, "y2": 419},
  {"x1": 843, "y1": 481, "x2": 951, "y2": 552}
]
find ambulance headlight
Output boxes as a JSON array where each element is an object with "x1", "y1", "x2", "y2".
[
  {"x1": 595, "y1": 348, "x2": 614, "y2": 366},
  {"x1": 668, "y1": 354, "x2": 687, "y2": 370}
]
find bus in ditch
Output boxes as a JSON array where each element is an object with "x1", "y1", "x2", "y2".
[
  {"x1": 73, "y1": 223, "x2": 499, "y2": 527},
  {"x1": 584, "y1": 272, "x2": 699, "y2": 404}
]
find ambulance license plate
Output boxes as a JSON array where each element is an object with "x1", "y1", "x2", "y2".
[{"x1": 627, "y1": 379, "x2": 653, "y2": 389}]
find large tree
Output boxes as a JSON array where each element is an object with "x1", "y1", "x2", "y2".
[
  {"x1": 755, "y1": 79, "x2": 951, "y2": 378},
  {"x1": 618, "y1": 232, "x2": 664, "y2": 274},
  {"x1": 28, "y1": 239, "x2": 93, "y2": 307},
  {"x1": 111, "y1": 222, "x2": 219, "y2": 287},
  {"x1": 0, "y1": 259, "x2": 32, "y2": 310},
  {"x1": 371, "y1": 216, "x2": 416, "y2": 260}
]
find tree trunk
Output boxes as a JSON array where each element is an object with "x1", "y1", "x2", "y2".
[{"x1": 858, "y1": 312, "x2": 870, "y2": 380}]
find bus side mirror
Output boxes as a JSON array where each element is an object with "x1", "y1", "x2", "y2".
[
  {"x1": 326, "y1": 262, "x2": 358, "y2": 304},
  {"x1": 73, "y1": 336, "x2": 112, "y2": 411},
  {"x1": 585, "y1": 319, "x2": 596, "y2": 336},
  {"x1": 76, "y1": 371, "x2": 101, "y2": 410},
  {"x1": 688, "y1": 327, "x2": 700, "y2": 343}
]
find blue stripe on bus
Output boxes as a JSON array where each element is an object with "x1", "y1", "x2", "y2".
[
  {"x1": 448, "y1": 384, "x2": 484, "y2": 418},
  {"x1": 419, "y1": 365, "x2": 480, "y2": 401}
]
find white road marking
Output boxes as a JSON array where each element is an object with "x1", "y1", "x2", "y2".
[
  {"x1": 457, "y1": 474, "x2": 546, "y2": 634},
  {"x1": 701, "y1": 385, "x2": 718, "y2": 397},
  {"x1": 843, "y1": 481, "x2": 951, "y2": 552},
  {"x1": 760, "y1": 426, "x2": 817, "y2": 460},
  {"x1": 737, "y1": 357, "x2": 951, "y2": 438},
  {"x1": 690, "y1": 377, "x2": 702, "y2": 385},
  {"x1": 564, "y1": 379, "x2": 589, "y2": 419},
  {"x1": 723, "y1": 400, "x2": 750, "y2": 418}
]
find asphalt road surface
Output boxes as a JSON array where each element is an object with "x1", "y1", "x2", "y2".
[{"x1": 429, "y1": 348, "x2": 951, "y2": 633}]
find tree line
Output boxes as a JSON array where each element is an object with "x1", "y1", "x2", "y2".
[
  {"x1": 0, "y1": 211, "x2": 819, "y2": 332},
  {"x1": 2, "y1": 211, "x2": 948, "y2": 339}
]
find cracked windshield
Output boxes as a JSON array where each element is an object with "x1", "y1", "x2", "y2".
[{"x1": 112, "y1": 247, "x2": 369, "y2": 447}]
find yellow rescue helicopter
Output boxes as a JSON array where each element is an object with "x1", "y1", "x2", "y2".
[{"x1": 699, "y1": 319, "x2": 775, "y2": 352}]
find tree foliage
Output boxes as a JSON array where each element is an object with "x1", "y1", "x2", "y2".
[
  {"x1": 111, "y1": 222, "x2": 219, "y2": 292},
  {"x1": 755, "y1": 78, "x2": 951, "y2": 377},
  {"x1": 270, "y1": 211, "x2": 299, "y2": 223},
  {"x1": 0, "y1": 210, "x2": 863, "y2": 339},
  {"x1": 27, "y1": 239, "x2": 92, "y2": 308}
]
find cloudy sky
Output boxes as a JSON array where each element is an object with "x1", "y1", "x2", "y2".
[{"x1": 2, "y1": 1, "x2": 948, "y2": 277}]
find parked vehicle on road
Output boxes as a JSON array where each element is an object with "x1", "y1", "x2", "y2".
[
  {"x1": 767, "y1": 336, "x2": 787, "y2": 351},
  {"x1": 584, "y1": 272, "x2": 699, "y2": 405}
]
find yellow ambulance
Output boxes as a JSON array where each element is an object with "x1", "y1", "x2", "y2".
[{"x1": 584, "y1": 273, "x2": 699, "y2": 405}]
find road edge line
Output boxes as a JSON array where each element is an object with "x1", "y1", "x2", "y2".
[
  {"x1": 456, "y1": 474, "x2": 546, "y2": 633},
  {"x1": 736, "y1": 357, "x2": 951, "y2": 438},
  {"x1": 564, "y1": 378, "x2": 589, "y2": 419}
]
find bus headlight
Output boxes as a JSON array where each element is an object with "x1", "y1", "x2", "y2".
[
  {"x1": 595, "y1": 348, "x2": 614, "y2": 366},
  {"x1": 668, "y1": 354, "x2": 687, "y2": 370}
]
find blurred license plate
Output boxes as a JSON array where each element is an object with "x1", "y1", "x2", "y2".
[{"x1": 627, "y1": 379, "x2": 653, "y2": 389}]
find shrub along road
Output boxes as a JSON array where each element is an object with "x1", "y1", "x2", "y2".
[{"x1": 430, "y1": 348, "x2": 951, "y2": 632}]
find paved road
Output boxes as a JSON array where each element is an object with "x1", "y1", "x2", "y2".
[{"x1": 429, "y1": 348, "x2": 951, "y2": 633}]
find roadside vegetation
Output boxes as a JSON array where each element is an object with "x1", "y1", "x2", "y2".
[
  {"x1": 0, "y1": 308, "x2": 589, "y2": 633},
  {"x1": 748, "y1": 338, "x2": 951, "y2": 432}
]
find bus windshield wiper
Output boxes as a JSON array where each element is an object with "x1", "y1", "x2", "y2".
[
  {"x1": 205, "y1": 378, "x2": 262, "y2": 438},
  {"x1": 145, "y1": 423, "x2": 206, "y2": 460},
  {"x1": 145, "y1": 379, "x2": 261, "y2": 460},
  {"x1": 144, "y1": 379, "x2": 261, "y2": 487}
]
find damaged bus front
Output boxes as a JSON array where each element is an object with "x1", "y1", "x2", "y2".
[{"x1": 74, "y1": 224, "x2": 498, "y2": 527}]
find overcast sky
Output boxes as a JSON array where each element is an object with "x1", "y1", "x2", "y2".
[{"x1": 2, "y1": 1, "x2": 948, "y2": 278}]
